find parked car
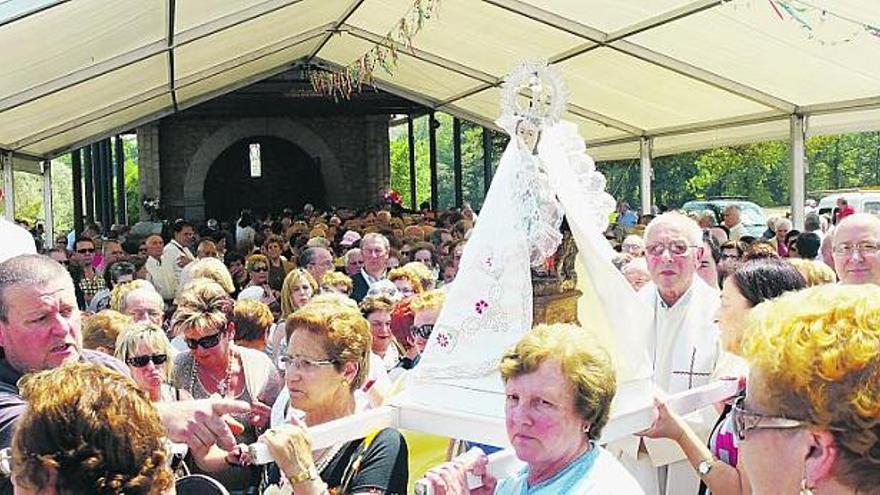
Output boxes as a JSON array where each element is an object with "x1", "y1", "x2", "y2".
[
  {"x1": 816, "y1": 190, "x2": 880, "y2": 220},
  {"x1": 681, "y1": 197, "x2": 767, "y2": 237}
]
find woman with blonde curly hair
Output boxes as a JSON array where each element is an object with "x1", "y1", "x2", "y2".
[
  {"x1": 735, "y1": 284, "x2": 880, "y2": 494},
  {"x1": 11, "y1": 362, "x2": 175, "y2": 494},
  {"x1": 388, "y1": 266, "x2": 423, "y2": 298},
  {"x1": 419, "y1": 324, "x2": 642, "y2": 493},
  {"x1": 171, "y1": 279, "x2": 282, "y2": 492}
]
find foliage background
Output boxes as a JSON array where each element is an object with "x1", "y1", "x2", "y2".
[{"x1": 3, "y1": 124, "x2": 880, "y2": 233}]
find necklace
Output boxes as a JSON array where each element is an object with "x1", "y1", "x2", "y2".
[
  {"x1": 313, "y1": 442, "x2": 345, "y2": 474},
  {"x1": 190, "y1": 350, "x2": 235, "y2": 398}
]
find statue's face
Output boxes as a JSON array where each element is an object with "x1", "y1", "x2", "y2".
[{"x1": 516, "y1": 120, "x2": 540, "y2": 154}]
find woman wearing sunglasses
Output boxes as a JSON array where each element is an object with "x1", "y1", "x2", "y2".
[
  {"x1": 643, "y1": 258, "x2": 805, "y2": 495},
  {"x1": 171, "y1": 279, "x2": 283, "y2": 493},
  {"x1": 735, "y1": 284, "x2": 880, "y2": 494},
  {"x1": 115, "y1": 322, "x2": 190, "y2": 402}
]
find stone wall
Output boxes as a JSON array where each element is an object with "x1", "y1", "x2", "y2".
[
  {"x1": 137, "y1": 115, "x2": 390, "y2": 222},
  {"x1": 135, "y1": 122, "x2": 161, "y2": 221}
]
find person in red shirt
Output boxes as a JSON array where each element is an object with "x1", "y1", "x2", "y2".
[{"x1": 836, "y1": 197, "x2": 855, "y2": 224}]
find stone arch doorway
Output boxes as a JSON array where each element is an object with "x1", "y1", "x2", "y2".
[
  {"x1": 182, "y1": 118, "x2": 344, "y2": 221},
  {"x1": 203, "y1": 136, "x2": 326, "y2": 222}
]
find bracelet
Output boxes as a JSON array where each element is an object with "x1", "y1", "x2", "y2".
[{"x1": 288, "y1": 464, "x2": 319, "y2": 484}]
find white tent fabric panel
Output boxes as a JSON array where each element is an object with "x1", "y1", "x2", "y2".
[
  {"x1": 173, "y1": 0, "x2": 339, "y2": 81},
  {"x1": 176, "y1": 39, "x2": 323, "y2": 107},
  {"x1": 1, "y1": 0, "x2": 879, "y2": 164},
  {"x1": 590, "y1": 140, "x2": 642, "y2": 162},
  {"x1": 630, "y1": 3, "x2": 880, "y2": 106},
  {"x1": 557, "y1": 49, "x2": 776, "y2": 130},
  {"x1": 0, "y1": 56, "x2": 168, "y2": 149},
  {"x1": 0, "y1": 0, "x2": 164, "y2": 100},
  {"x1": 522, "y1": 0, "x2": 702, "y2": 34},
  {"x1": 27, "y1": 95, "x2": 173, "y2": 156},
  {"x1": 347, "y1": 0, "x2": 588, "y2": 78},
  {"x1": 809, "y1": 108, "x2": 880, "y2": 136}
]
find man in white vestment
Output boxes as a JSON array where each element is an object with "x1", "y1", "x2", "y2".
[{"x1": 615, "y1": 212, "x2": 723, "y2": 495}]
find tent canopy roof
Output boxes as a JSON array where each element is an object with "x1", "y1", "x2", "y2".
[{"x1": 2, "y1": 0, "x2": 879, "y2": 163}]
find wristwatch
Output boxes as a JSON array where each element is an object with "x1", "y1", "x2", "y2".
[
  {"x1": 288, "y1": 464, "x2": 319, "y2": 484},
  {"x1": 697, "y1": 459, "x2": 716, "y2": 478}
]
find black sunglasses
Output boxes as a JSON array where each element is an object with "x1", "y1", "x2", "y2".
[
  {"x1": 76, "y1": 248, "x2": 96, "y2": 254},
  {"x1": 126, "y1": 353, "x2": 168, "y2": 367},
  {"x1": 185, "y1": 332, "x2": 224, "y2": 350},
  {"x1": 249, "y1": 265, "x2": 268, "y2": 273},
  {"x1": 411, "y1": 324, "x2": 434, "y2": 339}
]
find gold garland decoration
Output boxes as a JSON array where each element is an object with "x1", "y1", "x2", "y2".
[{"x1": 310, "y1": 0, "x2": 441, "y2": 100}]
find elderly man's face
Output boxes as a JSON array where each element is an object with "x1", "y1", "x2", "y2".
[
  {"x1": 123, "y1": 290, "x2": 164, "y2": 326},
  {"x1": 103, "y1": 241, "x2": 125, "y2": 264},
  {"x1": 833, "y1": 219, "x2": 880, "y2": 285},
  {"x1": 645, "y1": 222, "x2": 700, "y2": 301},
  {"x1": 306, "y1": 248, "x2": 333, "y2": 284},
  {"x1": 145, "y1": 235, "x2": 164, "y2": 259},
  {"x1": 0, "y1": 279, "x2": 82, "y2": 374},
  {"x1": 362, "y1": 238, "x2": 388, "y2": 275},
  {"x1": 175, "y1": 226, "x2": 195, "y2": 247},
  {"x1": 723, "y1": 208, "x2": 740, "y2": 227}
]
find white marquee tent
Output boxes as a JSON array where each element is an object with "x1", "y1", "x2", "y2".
[{"x1": 1, "y1": 0, "x2": 880, "y2": 228}]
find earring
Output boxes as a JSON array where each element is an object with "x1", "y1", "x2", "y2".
[
  {"x1": 799, "y1": 479, "x2": 813, "y2": 495},
  {"x1": 582, "y1": 424, "x2": 591, "y2": 435}
]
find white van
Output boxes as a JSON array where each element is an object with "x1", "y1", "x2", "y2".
[{"x1": 817, "y1": 190, "x2": 880, "y2": 218}]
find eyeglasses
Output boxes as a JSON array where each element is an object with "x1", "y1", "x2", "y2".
[
  {"x1": 280, "y1": 354, "x2": 337, "y2": 371},
  {"x1": 645, "y1": 242, "x2": 698, "y2": 257},
  {"x1": 126, "y1": 353, "x2": 168, "y2": 367},
  {"x1": 730, "y1": 396, "x2": 807, "y2": 441},
  {"x1": 832, "y1": 242, "x2": 880, "y2": 256},
  {"x1": 308, "y1": 261, "x2": 334, "y2": 268},
  {"x1": 412, "y1": 323, "x2": 434, "y2": 339},
  {"x1": 76, "y1": 248, "x2": 96, "y2": 254},
  {"x1": 249, "y1": 265, "x2": 268, "y2": 273},
  {"x1": 185, "y1": 332, "x2": 224, "y2": 350}
]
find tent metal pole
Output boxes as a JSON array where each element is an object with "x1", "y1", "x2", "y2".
[
  {"x1": 407, "y1": 115, "x2": 416, "y2": 210},
  {"x1": 639, "y1": 137, "x2": 653, "y2": 215},
  {"x1": 453, "y1": 117, "x2": 463, "y2": 208},
  {"x1": 83, "y1": 146, "x2": 95, "y2": 225},
  {"x1": 103, "y1": 139, "x2": 115, "y2": 228},
  {"x1": 42, "y1": 161, "x2": 54, "y2": 244},
  {"x1": 2, "y1": 152, "x2": 13, "y2": 221},
  {"x1": 115, "y1": 136, "x2": 127, "y2": 225},
  {"x1": 429, "y1": 111, "x2": 438, "y2": 210},
  {"x1": 91, "y1": 143, "x2": 104, "y2": 230},
  {"x1": 790, "y1": 114, "x2": 806, "y2": 231},
  {"x1": 482, "y1": 127, "x2": 492, "y2": 194},
  {"x1": 71, "y1": 149, "x2": 84, "y2": 234}
]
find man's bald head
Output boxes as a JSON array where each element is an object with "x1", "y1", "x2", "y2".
[{"x1": 832, "y1": 213, "x2": 880, "y2": 285}]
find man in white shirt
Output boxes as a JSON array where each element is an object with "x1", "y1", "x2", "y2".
[
  {"x1": 614, "y1": 213, "x2": 723, "y2": 495},
  {"x1": 352, "y1": 233, "x2": 390, "y2": 302},
  {"x1": 721, "y1": 205, "x2": 746, "y2": 241},
  {"x1": 0, "y1": 218, "x2": 36, "y2": 263},
  {"x1": 143, "y1": 233, "x2": 176, "y2": 302},
  {"x1": 161, "y1": 219, "x2": 195, "y2": 293}
]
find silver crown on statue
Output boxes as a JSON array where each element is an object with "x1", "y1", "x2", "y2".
[{"x1": 499, "y1": 60, "x2": 569, "y2": 129}]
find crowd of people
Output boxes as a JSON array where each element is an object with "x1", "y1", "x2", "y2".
[{"x1": 0, "y1": 196, "x2": 878, "y2": 495}]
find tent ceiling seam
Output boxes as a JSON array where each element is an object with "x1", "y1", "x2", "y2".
[
  {"x1": 341, "y1": 25, "x2": 497, "y2": 85},
  {"x1": 175, "y1": 26, "x2": 327, "y2": 89},
  {"x1": 9, "y1": 87, "x2": 170, "y2": 149},
  {"x1": 482, "y1": 0, "x2": 796, "y2": 114},
  {"x1": 0, "y1": 0, "x2": 307, "y2": 114},
  {"x1": 0, "y1": 40, "x2": 167, "y2": 114},
  {"x1": 305, "y1": 0, "x2": 367, "y2": 64},
  {"x1": 167, "y1": 0, "x2": 179, "y2": 113},
  {"x1": 0, "y1": 0, "x2": 70, "y2": 29},
  {"x1": 42, "y1": 106, "x2": 176, "y2": 159}
]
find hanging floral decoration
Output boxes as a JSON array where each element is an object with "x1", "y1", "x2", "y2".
[
  {"x1": 383, "y1": 189, "x2": 403, "y2": 207},
  {"x1": 310, "y1": 0, "x2": 441, "y2": 100},
  {"x1": 722, "y1": 0, "x2": 880, "y2": 45}
]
